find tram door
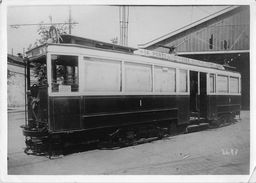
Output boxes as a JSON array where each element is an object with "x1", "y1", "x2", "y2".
[
  {"x1": 199, "y1": 72, "x2": 207, "y2": 118},
  {"x1": 189, "y1": 71, "x2": 207, "y2": 118},
  {"x1": 190, "y1": 71, "x2": 199, "y2": 113}
]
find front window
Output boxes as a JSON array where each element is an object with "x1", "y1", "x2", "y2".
[{"x1": 51, "y1": 55, "x2": 78, "y2": 92}]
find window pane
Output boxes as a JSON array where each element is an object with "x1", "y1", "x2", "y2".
[
  {"x1": 230, "y1": 77, "x2": 239, "y2": 93},
  {"x1": 83, "y1": 59, "x2": 121, "y2": 92},
  {"x1": 154, "y1": 66, "x2": 175, "y2": 92},
  {"x1": 125, "y1": 63, "x2": 152, "y2": 92},
  {"x1": 51, "y1": 55, "x2": 78, "y2": 92},
  {"x1": 217, "y1": 75, "x2": 228, "y2": 93},
  {"x1": 179, "y1": 69, "x2": 187, "y2": 92},
  {"x1": 209, "y1": 74, "x2": 215, "y2": 93}
]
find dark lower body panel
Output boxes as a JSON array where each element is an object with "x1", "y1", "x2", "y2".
[
  {"x1": 49, "y1": 95, "x2": 190, "y2": 133},
  {"x1": 207, "y1": 95, "x2": 241, "y2": 120}
]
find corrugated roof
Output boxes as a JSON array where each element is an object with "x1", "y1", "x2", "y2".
[{"x1": 138, "y1": 6, "x2": 239, "y2": 48}]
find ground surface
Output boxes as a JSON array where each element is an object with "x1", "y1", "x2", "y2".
[{"x1": 8, "y1": 111, "x2": 250, "y2": 175}]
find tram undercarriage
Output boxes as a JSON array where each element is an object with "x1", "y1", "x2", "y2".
[{"x1": 21, "y1": 112, "x2": 239, "y2": 158}]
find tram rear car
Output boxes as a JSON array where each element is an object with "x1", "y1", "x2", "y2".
[{"x1": 22, "y1": 41, "x2": 241, "y2": 155}]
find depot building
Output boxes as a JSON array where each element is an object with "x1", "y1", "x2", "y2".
[{"x1": 139, "y1": 6, "x2": 250, "y2": 110}]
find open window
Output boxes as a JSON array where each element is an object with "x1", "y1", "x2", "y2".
[{"x1": 51, "y1": 55, "x2": 78, "y2": 92}]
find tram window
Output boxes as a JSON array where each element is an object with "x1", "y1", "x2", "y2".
[
  {"x1": 179, "y1": 69, "x2": 188, "y2": 92},
  {"x1": 51, "y1": 55, "x2": 78, "y2": 92},
  {"x1": 83, "y1": 59, "x2": 121, "y2": 92},
  {"x1": 217, "y1": 75, "x2": 228, "y2": 93},
  {"x1": 230, "y1": 77, "x2": 239, "y2": 93},
  {"x1": 154, "y1": 66, "x2": 176, "y2": 92},
  {"x1": 209, "y1": 74, "x2": 215, "y2": 93},
  {"x1": 125, "y1": 63, "x2": 152, "y2": 92}
]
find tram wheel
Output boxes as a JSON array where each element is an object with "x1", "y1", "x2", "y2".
[
  {"x1": 217, "y1": 116, "x2": 227, "y2": 127},
  {"x1": 227, "y1": 113, "x2": 236, "y2": 124},
  {"x1": 216, "y1": 114, "x2": 235, "y2": 127}
]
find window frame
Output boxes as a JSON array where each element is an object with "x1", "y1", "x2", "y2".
[
  {"x1": 209, "y1": 73, "x2": 216, "y2": 93},
  {"x1": 230, "y1": 76, "x2": 240, "y2": 94},
  {"x1": 50, "y1": 54, "x2": 79, "y2": 93},
  {"x1": 82, "y1": 57, "x2": 122, "y2": 93},
  {"x1": 153, "y1": 65, "x2": 176, "y2": 93},
  {"x1": 216, "y1": 74, "x2": 229, "y2": 94},
  {"x1": 47, "y1": 51, "x2": 247, "y2": 97},
  {"x1": 207, "y1": 73, "x2": 241, "y2": 95},
  {"x1": 178, "y1": 69, "x2": 189, "y2": 93},
  {"x1": 47, "y1": 53, "x2": 80, "y2": 95},
  {"x1": 124, "y1": 62, "x2": 153, "y2": 93}
]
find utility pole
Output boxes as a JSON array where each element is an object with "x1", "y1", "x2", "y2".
[
  {"x1": 69, "y1": 6, "x2": 72, "y2": 34},
  {"x1": 119, "y1": 6, "x2": 129, "y2": 46}
]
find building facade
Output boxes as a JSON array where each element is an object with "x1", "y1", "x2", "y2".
[
  {"x1": 139, "y1": 6, "x2": 250, "y2": 109},
  {"x1": 8, "y1": 54, "x2": 25, "y2": 108}
]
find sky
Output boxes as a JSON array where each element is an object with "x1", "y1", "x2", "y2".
[{"x1": 7, "y1": 5, "x2": 229, "y2": 55}]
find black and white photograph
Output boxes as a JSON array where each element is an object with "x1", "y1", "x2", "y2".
[{"x1": 0, "y1": 0, "x2": 255, "y2": 182}]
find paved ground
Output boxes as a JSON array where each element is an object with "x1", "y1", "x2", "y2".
[{"x1": 8, "y1": 111, "x2": 250, "y2": 175}]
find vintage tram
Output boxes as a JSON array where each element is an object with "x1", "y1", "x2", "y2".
[{"x1": 21, "y1": 35, "x2": 241, "y2": 156}]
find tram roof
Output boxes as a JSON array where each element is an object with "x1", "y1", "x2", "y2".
[
  {"x1": 26, "y1": 34, "x2": 136, "y2": 59},
  {"x1": 60, "y1": 35, "x2": 137, "y2": 53},
  {"x1": 26, "y1": 38, "x2": 232, "y2": 72}
]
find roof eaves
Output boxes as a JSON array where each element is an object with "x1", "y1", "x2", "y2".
[{"x1": 138, "y1": 5, "x2": 239, "y2": 48}]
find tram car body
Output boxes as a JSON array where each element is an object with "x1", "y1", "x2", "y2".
[{"x1": 22, "y1": 35, "x2": 241, "y2": 155}]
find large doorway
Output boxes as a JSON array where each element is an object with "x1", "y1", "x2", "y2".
[
  {"x1": 190, "y1": 71, "x2": 199, "y2": 113},
  {"x1": 199, "y1": 72, "x2": 207, "y2": 118},
  {"x1": 189, "y1": 71, "x2": 207, "y2": 118}
]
